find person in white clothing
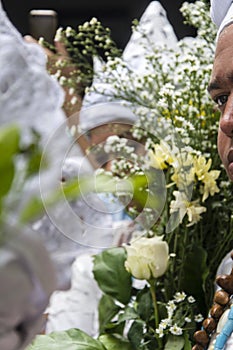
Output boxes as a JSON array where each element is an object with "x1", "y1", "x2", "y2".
[{"x1": 197, "y1": 1, "x2": 233, "y2": 349}]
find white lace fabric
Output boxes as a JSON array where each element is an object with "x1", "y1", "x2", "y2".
[{"x1": 0, "y1": 1, "x2": 65, "y2": 145}]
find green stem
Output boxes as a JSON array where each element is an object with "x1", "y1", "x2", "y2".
[{"x1": 149, "y1": 279, "x2": 163, "y2": 349}]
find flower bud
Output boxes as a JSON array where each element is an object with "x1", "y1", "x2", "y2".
[{"x1": 124, "y1": 236, "x2": 169, "y2": 280}]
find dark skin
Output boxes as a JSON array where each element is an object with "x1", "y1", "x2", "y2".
[{"x1": 208, "y1": 23, "x2": 233, "y2": 182}]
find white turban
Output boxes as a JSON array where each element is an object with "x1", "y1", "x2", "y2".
[
  {"x1": 210, "y1": 0, "x2": 233, "y2": 38},
  {"x1": 79, "y1": 1, "x2": 177, "y2": 133}
]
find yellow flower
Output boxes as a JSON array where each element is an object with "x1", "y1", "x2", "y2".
[
  {"x1": 186, "y1": 200, "x2": 206, "y2": 226},
  {"x1": 171, "y1": 151, "x2": 195, "y2": 189},
  {"x1": 149, "y1": 141, "x2": 175, "y2": 170},
  {"x1": 193, "y1": 155, "x2": 220, "y2": 201},
  {"x1": 171, "y1": 167, "x2": 195, "y2": 189},
  {"x1": 124, "y1": 236, "x2": 169, "y2": 280},
  {"x1": 193, "y1": 155, "x2": 211, "y2": 181},
  {"x1": 170, "y1": 191, "x2": 206, "y2": 226},
  {"x1": 170, "y1": 191, "x2": 189, "y2": 224},
  {"x1": 202, "y1": 170, "x2": 220, "y2": 201}
]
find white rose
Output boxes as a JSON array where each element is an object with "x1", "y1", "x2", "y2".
[{"x1": 124, "y1": 236, "x2": 169, "y2": 280}]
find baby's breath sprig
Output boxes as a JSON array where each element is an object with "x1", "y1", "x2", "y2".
[
  {"x1": 41, "y1": 17, "x2": 122, "y2": 98},
  {"x1": 180, "y1": 0, "x2": 217, "y2": 43}
]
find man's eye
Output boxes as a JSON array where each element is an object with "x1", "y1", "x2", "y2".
[{"x1": 214, "y1": 95, "x2": 228, "y2": 107}]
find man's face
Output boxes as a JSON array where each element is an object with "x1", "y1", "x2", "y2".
[{"x1": 208, "y1": 24, "x2": 233, "y2": 181}]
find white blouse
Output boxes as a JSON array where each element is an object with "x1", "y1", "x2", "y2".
[{"x1": 210, "y1": 0, "x2": 233, "y2": 27}]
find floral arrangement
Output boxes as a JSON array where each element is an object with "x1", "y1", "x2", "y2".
[{"x1": 27, "y1": 1, "x2": 233, "y2": 349}]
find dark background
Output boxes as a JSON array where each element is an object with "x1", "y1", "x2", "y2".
[{"x1": 2, "y1": 0, "x2": 198, "y2": 49}]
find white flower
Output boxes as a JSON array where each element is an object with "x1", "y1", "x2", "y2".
[
  {"x1": 188, "y1": 296, "x2": 196, "y2": 303},
  {"x1": 69, "y1": 87, "x2": 75, "y2": 95},
  {"x1": 156, "y1": 326, "x2": 165, "y2": 338},
  {"x1": 166, "y1": 301, "x2": 177, "y2": 318},
  {"x1": 170, "y1": 192, "x2": 206, "y2": 227},
  {"x1": 174, "y1": 291, "x2": 186, "y2": 303},
  {"x1": 38, "y1": 37, "x2": 45, "y2": 45},
  {"x1": 149, "y1": 141, "x2": 175, "y2": 170},
  {"x1": 54, "y1": 70, "x2": 61, "y2": 79},
  {"x1": 170, "y1": 324, "x2": 183, "y2": 335},
  {"x1": 194, "y1": 314, "x2": 204, "y2": 323},
  {"x1": 59, "y1": 76, "x2": 66, "y2": 86},
  {"x1": 186, "y1": 200, "x2": 207, "y2": 226},
  {"x1": 70, "y1": 96, "x2": 78, "y2": 105},
  {"x1": 170, "y1": 191, "x2": 189, "y2": 224},
  {"x1": 159, "y1": 318, "x2": 171, "y2": 329},
  {"x1": 65, "y1": 26, "x2": 73, "y2": 37},
  {"x1": 69, "y1": 125, "x2": 77, "y2": 137},
  {"x1": 54, "y1": 27, "x2": 63, "y2": 41},
  {"x1": 90, "y1": 17, "x2": 98, "y2": 25},
  {"x1": 124, "y1": 236, "x2": 169, "y2": 280}
]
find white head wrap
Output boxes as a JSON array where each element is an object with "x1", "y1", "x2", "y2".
[
  {"x1": 79, "y1": 1, "x2": 177, "y2": 133},
  {"x1": 122, "y1": 1, "x2": 177, "y2": 71},
  {"x1": 210, "y1": 0, "x2": 233, "y2": 39}
]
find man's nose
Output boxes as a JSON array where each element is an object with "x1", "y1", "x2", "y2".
[{"x1": 220, "y1": 96, "x2": 233, "y2": 137}]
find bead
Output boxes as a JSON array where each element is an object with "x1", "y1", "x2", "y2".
[
  {"x1": 192, "y1": 257, "x2": 233, "y2": 350},
  {"x1": 216, "y1": 274, "x2": 233, "y2": 294},
  {"x1": 228, "y1": 305, "x2": 233, "y2": 320},
  {"x1": 194, "y1": 330, "x2": 209, "y2": 347},
  {"x1": 214, "y1": 290, "x2": 230, "y2": 306},
  {"x1": 213, "y1": 307, "x2": 233, "y2": 349},
  {"x1": 217, "y1": 308, "x2": 230, "y2": 333},
  {"x1": 210, "y1": 303, "x2": 224, "y2": 320},
  {"x1": 222, "y1": 319, "x2": 233, "y2": 337},
  {"x1": 214, "y1": 332, "x2": 228, "y2": 349},
  {"x1": 203, "y1": 317, "x2": 217, "y2": 333}
]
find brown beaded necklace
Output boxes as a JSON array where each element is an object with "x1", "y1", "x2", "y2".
[{"x1": 192, "y1": 252, "x2": 233, "y2": 350}]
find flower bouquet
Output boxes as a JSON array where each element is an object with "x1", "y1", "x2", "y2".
[{"x1": 26, "y1": 1, "x2": 233, "y2": 349}]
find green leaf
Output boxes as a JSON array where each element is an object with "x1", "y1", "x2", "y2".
[
  {"x1": 0, "y1": 160, "x2": 14, "y2": 198},
  {"x1": 118, "y1": 305, "x2": 138, "y2": 323},
  {"x1": 26, "y1": 328, "x2": 106, "y2": 350},
  {"x1": 25, "y1": 149, "x2": 43, "y2": 178},
  {"x1": 136, "y1": 287, "x2": 153, "y2": 321},
  {"x1": 127, "y1": 320, "x2": 144, "y2": 349},
  {"x1": 0, "y1": 124, "x2": 20, "y2": 164},
  {"x1": 180, "y1": 244, "x2": 209, "y2": 314},
  {"x1": 93, "y1": 247, "x2": 132, "y2": 305},
  {"x1": 20, "y1": 196, "x2": 46, "y2": 223},
  {"x1": 0, "y1": 125, "x2": 20, "y2": 198},
  {"x1": 183, "y1": 332, "x2": 192, "y2": 350},
  {"x1": 99, "y1": 334, "x2": 133, "y2": 350},
  {"x1": 164, "y1": 335, "x2": 185, "y2": 350},
  {"x1": 20, "y1": 174, "x2": 121, "y2": 222},
  {"x1": 99, "y1": 294, "x2": 121, "y2": 334}
]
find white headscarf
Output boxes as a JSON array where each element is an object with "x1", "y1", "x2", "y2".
[
  {"x1": 210, "y1": 0, "x2": 233, "y2": 39},
  {"x1": 79, "y1": 1, "x2": 177, "y2": 133}
]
